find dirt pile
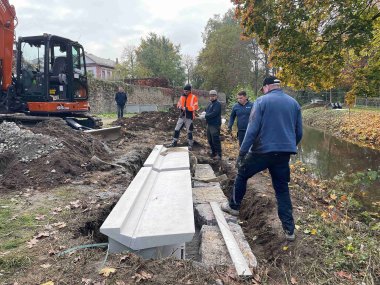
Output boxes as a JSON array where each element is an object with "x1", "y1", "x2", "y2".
[
  {"x1": 113, "y1": 109, "x2": 179, "y2": 131},
  {"x1": 0, "y1": 121, "x2": 64, "y2": 162},
  {"x1": 0, "y1": 119, "x2": 111, "y2": 192}
]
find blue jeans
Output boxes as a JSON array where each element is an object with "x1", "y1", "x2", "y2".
[
  {"x1": 230, "y1": 152, "x2": 295, "y2": 234},
  {"x1": 117, "y1": 104, "x2": 125, "y2": 118},
  {"x1": 237, "y1": 130, "x2": 246, "y2": 146}
]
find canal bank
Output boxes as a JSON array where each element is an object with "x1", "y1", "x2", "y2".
[
  {"x1": 302, "y1": 107, "x2": 380, "y2": 151},
  {"x1": 296, "y1": 126, "x2": 380, "y2": 211}
]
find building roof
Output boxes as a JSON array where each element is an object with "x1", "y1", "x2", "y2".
[{"x1": 85, "y1": 53, "x2": 116, "y2": 68}]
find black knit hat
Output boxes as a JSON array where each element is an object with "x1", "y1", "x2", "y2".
[
  {"x1": 262, "y1": 76, "x2": 280, "y2": 86},
  {"x1": 183, "y1": 84, "x2": 192, "y2": 91}
]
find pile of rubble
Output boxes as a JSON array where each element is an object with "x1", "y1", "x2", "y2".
[{"x1": 0, "y1": 121, "x2": 64, "y2": 163}]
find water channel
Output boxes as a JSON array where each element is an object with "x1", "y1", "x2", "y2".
[{"x1": 295, "y1": 126, "x2": 380, "y2": 211}]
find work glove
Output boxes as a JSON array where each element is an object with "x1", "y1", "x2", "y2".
[{"x1": 236, "y1": 154, "x2": 246, "y2": 169}]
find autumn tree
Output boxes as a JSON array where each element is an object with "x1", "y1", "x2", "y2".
[
  {"x1": 135, "y1": 33, "x2": 185, "y2": 86},
  {"x1": 113, "y1": 45, "x2": 138, "y2": 80},
  {"x1": 341, "y1": 19, "x2": 380, "y2": 98},
  {"x1": 182, "y1": 54, "x2": 195, "y2": 84},
  {"x1": 195, "y1": 10, "x2": 255, "y2": 94},
  {"x1": 233, "y1": 0, "x2": 380, "y2": 91},
  {"x1": 345, "y1": 90, "x2": 356, "y2": 115}
]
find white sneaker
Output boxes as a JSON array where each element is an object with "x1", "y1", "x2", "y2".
[{"x1": 220, "y1": 202, "x2": 239, "y2": 216}]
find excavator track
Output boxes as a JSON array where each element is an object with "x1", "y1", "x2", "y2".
[
  {"x1": 87, "y1": 115, "x2": 103, "y2": 129},
  {"x1": 0, "y1": 113, "x2": 121, "y2": 141}
]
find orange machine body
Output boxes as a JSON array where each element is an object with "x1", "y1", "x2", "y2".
[
  {"x1": 27, "y1": 101, "x2": 90, "y2": 113},
  {"x1": 0, "y1": 0, "x2": 16, "y2": 91}
]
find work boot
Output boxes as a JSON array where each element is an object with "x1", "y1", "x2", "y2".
[
  {"x1": 168, "y1": 141, "x2": 177, "y2": 147},
  {"x1": 220, "y1": 202, "x2": 239, "y2": 216},
  {"x1": 208, "y1": 152, "x2": 216, "y2": 158},
  {"x1": 284, "y1": 231, "x2": 296, "y2": 241}
]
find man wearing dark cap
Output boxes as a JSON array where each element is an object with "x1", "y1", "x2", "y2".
[
  {"x1": 221, "y1": 76, "x2": 303, "y2": 242},
  {"x1": 228, "y1": 90, "x2": 254, "y2": 146},
  {"x1": 168, "y1": 84, "x2": 199, "y2": 150},
  {"x1": 205, "y1": 90, "x2": 222, "y2": 159}
]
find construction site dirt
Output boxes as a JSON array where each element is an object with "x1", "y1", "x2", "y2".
[{"x1": 0, "y1": 110, "x2": 369, "y2": 285}]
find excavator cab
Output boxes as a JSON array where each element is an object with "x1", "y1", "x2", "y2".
[
  {"x1": 1, "y1": 1, "x2": 120, "y2": 134},
  {"x1": 9, "y1": 34, "x2": 90, "y2": 115}
]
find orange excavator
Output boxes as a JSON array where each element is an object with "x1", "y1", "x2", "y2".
[{"x1": 0, "y1": 0, "x2": 119, "y2": 134}]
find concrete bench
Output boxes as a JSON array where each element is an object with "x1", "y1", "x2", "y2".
[{"x1": 100, "y1": 145, "x2": 195, "y2": 259}]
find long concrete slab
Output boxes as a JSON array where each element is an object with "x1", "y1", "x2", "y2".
[
  {"x1": 144, "y1": 145, "x2": 190, "y2": 171},
  {"x1": 210, "y1": 202, "x2": 252, "y2": 277},
  {"x1": 100, "y1": 145, "x2": 195, "y2": 254}
]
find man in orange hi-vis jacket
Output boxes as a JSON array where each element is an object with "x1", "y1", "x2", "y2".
[{"x1": 168, "y1": 84, "x2": 199, "y2": 150}]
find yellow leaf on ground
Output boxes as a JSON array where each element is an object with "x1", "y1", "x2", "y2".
[
  {"x1": 132, "y1": 270, "x2": 153, "y2": 282},
  {"x1": 295, "y1": 225, "x2": 301, "y2": 230},
  {"x1": 330, "y1": 193, "x2": 337, "y2": 200},
  {"x1": 52, "y1": 222, "x2": 67, "y2": 229},
  {"x1": 340, "y1": 195, "x2": 347, "y2": 202},
  {"x1": 311, "y1": 229, "x2": 317, "y2": 235},
  {"x1": 40, "y1": 282, "x2": 54, "y2": 285},
  {"x1": 40, "y1": 263, "x2": 51, "y2": 269},
  {"x1": 99, "y1": 267, "x2": 116, "y2": 277},
  {"x1": 283, "y1": 246, "x2": 288, "y2": 251},
  {"x1": 335, "y1": 270, "x2": 352, "y2": 280}
]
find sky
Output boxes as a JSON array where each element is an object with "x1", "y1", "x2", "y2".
[{"x1": 9, "y1": 0, "x2": 234, "y2": 62}]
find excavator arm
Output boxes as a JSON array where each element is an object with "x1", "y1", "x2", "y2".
[{"x1": 0, "y1": 0, "x2": 17, "y2": 92}]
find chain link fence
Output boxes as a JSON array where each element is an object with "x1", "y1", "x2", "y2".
[
  {"x1": 284, "y1": 88, "x2": 380, "y2": 109},
  {"x1": 355, "y1": 97, "x2": 380, "y2": 108},
  {"x1": 285, "y1": 88, "x2": 346, "y2": 106}
]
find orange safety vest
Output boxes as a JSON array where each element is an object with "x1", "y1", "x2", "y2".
[{"x1": 177, "y1": 93, "x2": 199, "y2": 112}]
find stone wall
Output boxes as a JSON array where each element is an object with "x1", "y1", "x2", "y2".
[{"x1": 88, "y1": 78, "x2": 226, "y2": 114}]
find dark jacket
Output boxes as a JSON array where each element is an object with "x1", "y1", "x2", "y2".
[
  {"x1": 205, "y1": 100, "x2": 222, "y2": 126},
  {"x1": 240, "y1": 89, "x2": 302, "y2": 155},
  {"x1": 228, "y1": 101, "x2": 254, "y2": 131},
  {"x1": 115, "y1": 92, "x2": 128, "y2": 105}
]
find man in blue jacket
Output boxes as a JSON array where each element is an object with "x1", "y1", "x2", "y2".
[
  {"x1": 221, "y1": 76, "x2": 303, "y2": 241},
  {"x1": 205, "y1": 90, "x2": 222, "y2": 159},
  {"x1": 228, "y1": 90, "x2": 254, "y2": 146},
  {"x1": 115, "y1": 86, "x2": 128, "y2": 118}
]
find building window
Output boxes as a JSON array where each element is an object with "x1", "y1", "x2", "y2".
[{"x1": 101, "y1": 70, "x2": 106, "y2": 79}]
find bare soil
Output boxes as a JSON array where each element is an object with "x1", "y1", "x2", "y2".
[{"x1": 0, "y1": 110, "x2": 378, "y2": 285}]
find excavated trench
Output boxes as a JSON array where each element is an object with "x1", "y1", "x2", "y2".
[{"x1": 76, "y1": 146, "x2": 152, "y2": 242}]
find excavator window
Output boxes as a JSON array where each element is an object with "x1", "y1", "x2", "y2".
[
  {"x1": 21, "y1": 42, "x2": 44, "y2": 71},
  {"x1": 48, "y1": 43, "x2": 68, "y2": 101},
  {"x1": 20, "y1": 41, "x2": 45, "y2": 96}
]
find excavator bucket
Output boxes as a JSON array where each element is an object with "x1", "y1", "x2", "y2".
[{"x1": 84, "y1": 126, "x2": 122, "y2": 141}]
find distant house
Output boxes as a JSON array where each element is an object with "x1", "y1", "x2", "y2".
[{"x1": 85, "y1": 53, "x2": 116, "y2": 80}]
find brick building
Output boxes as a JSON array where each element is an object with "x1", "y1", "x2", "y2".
[{"x1": 85, "y1": 53, "x2": 116, "y2": 80}]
